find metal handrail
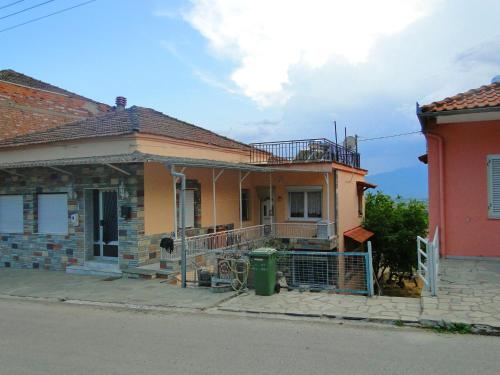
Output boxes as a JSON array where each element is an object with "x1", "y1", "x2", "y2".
[{"x1": 249, "y1": 138, "x2": 360, "y2": 168}]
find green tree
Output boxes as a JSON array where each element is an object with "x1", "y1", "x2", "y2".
[{"x1": 364, "y1": 191, "x2": 428, "y2": 288}]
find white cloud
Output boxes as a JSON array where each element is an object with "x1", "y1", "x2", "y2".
[{"x1": 185, "y1": 0, "x2": 434, "y2": 105}]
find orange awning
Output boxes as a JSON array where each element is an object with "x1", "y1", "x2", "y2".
[{"x1": 344, "y1": 226, "x2": 374, "y2": 243}]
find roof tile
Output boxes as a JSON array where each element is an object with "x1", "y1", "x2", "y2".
[
  {"x1": 421, "y1": 82, "x2": 500, "y2": 113},
  {"x1": 0, "y1": 106, "x2": 249, "y2": 150}
]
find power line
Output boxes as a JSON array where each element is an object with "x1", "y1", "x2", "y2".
[
  {"x1": 0, "y1": 0, "x2": 97, "y2": 34},
  {"x1": 0, "y1": 0, "x2": 56, "y2": 21},
  {"x1": 0, "y1": 0, "x2": 25, "y2": 11},
  {"x1": 358, "y1": 131, "x2": 422, "y2": 142}
]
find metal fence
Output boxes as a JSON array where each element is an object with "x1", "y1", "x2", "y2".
[
  {"x1": 277, "y1": 250, "x2": 373, "y2": 295},
  {"x1": 162, "y1": 222, "x2": 336, "y2": 262},
  {"x1": 417, "y1": 227, "x2": 439, "y2": 296},
  {"x1": 249, "y1": 138, "x2": 360, "y2": 168}
]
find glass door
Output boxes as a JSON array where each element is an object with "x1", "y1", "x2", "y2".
[{"x1": 93, "y1": 190, "x2": 118, "y2": 259}]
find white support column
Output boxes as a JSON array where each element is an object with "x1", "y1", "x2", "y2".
[
  {"x1": 171, "y1": 165, "x2": 186, "y2": 239},
  {"x1": 324, "y1": 172, "x2": 330, "y2": 223},
  {"x1": 239, "y1": 170, "x2": 251, "y2": 228},
  {"x1": 212, "y1": 169, "x2": 224, "y2": 232},
  {"x1": 269, "y1": 172, "x2": 273, "y2": 225}
]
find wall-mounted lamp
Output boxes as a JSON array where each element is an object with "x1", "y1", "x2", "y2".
[{"x1": 119, "y1": 180, "x2": 129, "y2": 200}]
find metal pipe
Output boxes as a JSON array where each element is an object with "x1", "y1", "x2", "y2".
[
  {"x1": 269, "y1": 173, "x2": 273, "y2": 225},
  {"x1": 239, "y1": 170, "x2": 243, "y2": 228},
  {"x1": 324, "y1": 172, "x2": 330, "y2": 223},
  {"x1": 170, "y1": 168, "x2": 187, "y2": 288}
]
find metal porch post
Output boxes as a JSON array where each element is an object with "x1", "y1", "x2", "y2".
[
  {"x1": 170, "y1": 167, "x2": 187, "y2": 288},
  {"x1": 269, "y1": 172, "x2": 273, "y2": 226},
  {"x1": 239, "y1": 170, "x2": 242, "y2": 229},
  {"x1": 212, "y1": 169, "x2": 216, "y2": 233}
]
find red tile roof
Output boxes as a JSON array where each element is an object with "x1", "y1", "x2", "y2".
[
  {"x1": 344, "y1": 226, "x2": 374, "y2": 243},
  {"x1": 0, "y1": 106, "x2": 250, "y2": 150},
  {"x1": 421, "y1": 82, "x2": 500, "y2": 113}
]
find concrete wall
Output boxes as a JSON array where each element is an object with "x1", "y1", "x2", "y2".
[{"x1": 426, "y1": 120, "x2": 500, "y2": 257}]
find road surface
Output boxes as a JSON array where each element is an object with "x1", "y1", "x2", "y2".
[{"x1": 0, "y1": 298, "x2": 498, "y2": 374}]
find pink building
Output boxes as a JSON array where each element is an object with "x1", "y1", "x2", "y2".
[{"x1": 418, "y1": 81, "x2": 500, "y2": 258}]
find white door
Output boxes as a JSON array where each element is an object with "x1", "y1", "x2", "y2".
[
  {"x1": 260, "y1": 198, "x2": 274, "y2": 225},
  {"x1": 179, "y1": 190, "x2": 195, "y2": 228}
]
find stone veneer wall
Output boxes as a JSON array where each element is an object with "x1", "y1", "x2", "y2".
[{"x1": 0, "y1": 163, "x2": 145, "y2": 271}]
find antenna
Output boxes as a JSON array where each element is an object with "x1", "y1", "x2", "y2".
[{"x1": 334, "y1": 121, "x2": 338, "y2": 145}]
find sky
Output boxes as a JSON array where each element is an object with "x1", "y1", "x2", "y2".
[{"x1": 2, "y1": 0, "x2": 500, "y2": 198}]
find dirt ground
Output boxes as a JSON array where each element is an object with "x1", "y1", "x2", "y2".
[{"x1": 380, "y1": 277, "x2": 423, "y2": 298}]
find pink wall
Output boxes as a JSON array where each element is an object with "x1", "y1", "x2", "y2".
[{"x1": 426, "y1": 120, "x2": 500, "y2": 258}]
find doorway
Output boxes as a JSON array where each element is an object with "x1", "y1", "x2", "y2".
[
  {"x1": 260, "y1": 198, "x2": 274, "y2": 225},
  {"x1": 92, "y1": 189, "x2": 119, "y2": 259}
]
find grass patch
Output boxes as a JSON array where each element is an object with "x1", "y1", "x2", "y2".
[
  {"x1": 394, "y1": 320, "x2": 404, "y2": 327},
  {"x1": 432, "y1": 322, "x2": 473, "y2": 334}
]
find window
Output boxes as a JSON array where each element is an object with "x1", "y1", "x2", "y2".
[
  {"x1": 0, "y1": 195, "x2": 23, "y2": 233},
  {"x1": 241, "y1": 189, "x2": 250, "y2": 221},
  {"x1": 37, "y1": 194, "x2": 68, "y2": 234},
  {"x1": 288, "y1": 187, "x2": 322, "y2": 220},
  {"x1": 488, "y1": 155, "x2": 500, "y2": 219}
]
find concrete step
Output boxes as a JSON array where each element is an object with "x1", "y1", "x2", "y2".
[
  {"x1": 66, "y1": 261, "x2": 122, "y2": 278},
  {"x1": 122, "y1": 267, "x2": 177, "y2": 280}
]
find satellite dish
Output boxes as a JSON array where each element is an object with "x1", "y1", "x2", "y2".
[
  {"x1": 491, "y1": 75, "x2": 500, "y2": 84},
  {"x1": 344, "y1": 136, "x2": 357, "y2": 150}
]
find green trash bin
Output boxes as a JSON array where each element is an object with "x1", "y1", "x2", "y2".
[{"x1": 249, "y1": 248, "x2": 277, "y2": 296}]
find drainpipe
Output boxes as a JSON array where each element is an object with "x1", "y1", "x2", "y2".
[
  {"x1": 426, "y1": 132, "x2": 446, "y2": 257},
  {"x1": 333, "y1": 169, "x2": 339, "y2": 240},
  {"x1": 170, "y1": 167, "x2": 187, "y2": 288}
]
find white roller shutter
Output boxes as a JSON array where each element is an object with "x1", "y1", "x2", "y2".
[
  {"x1": 488, "y1": 156, "x2": 500, "y2": 219},
  {"x1": 38, "y1": 194, "x2": 68, "y2": 234},
  {"x1": 0, "y1": 195, "x2": 23, "y2": 233}
]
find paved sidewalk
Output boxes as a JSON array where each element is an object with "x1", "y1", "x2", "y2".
[
  {"x1": 421, "y1": 259, "x2": 500, "y2": 328},
  {"x1": 0, "y1": 269, "x2": 234, "y2": 309},
  {"x1": 219, "y1": 291, "x2": 421, "y2": 322}
]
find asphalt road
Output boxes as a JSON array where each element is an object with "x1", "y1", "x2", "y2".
[{"x1": 0, "y1": 298, "x2": 498, "y2": 375}]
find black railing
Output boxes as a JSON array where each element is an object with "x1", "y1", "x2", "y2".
[{"x1": 249, "y1": 138, "x2": 360, "y2": 168}]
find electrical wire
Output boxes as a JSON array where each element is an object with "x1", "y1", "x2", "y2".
[
  {"x1": 0, "y1": 0, "x2": 56, "y2": 20},
  {"x1": 0, "y1": 0, "x2": 25, "y2": 11},
  {"x1": 0, "y1": 0, "x2": 97, "y2": 34},
  {"x1": 358, "y1": 131, "x2": 422, "y2": 142}
]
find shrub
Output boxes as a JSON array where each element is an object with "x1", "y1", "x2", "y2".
[{"x1": 364, "y1": 191, "x2": 428, "y2": 288}]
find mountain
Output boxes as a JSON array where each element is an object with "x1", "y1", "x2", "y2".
[{"x1": 367, "y1": 164, "x2": 428, "y2": 200}]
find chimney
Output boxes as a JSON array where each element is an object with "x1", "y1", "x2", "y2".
[{"x1": 115, "y1": 96, "x2": 127, "y2": 110}]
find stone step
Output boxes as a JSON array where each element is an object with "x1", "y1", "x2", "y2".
[{"x1": 66, "y1": 262, "x2": 122, "y2": 278}]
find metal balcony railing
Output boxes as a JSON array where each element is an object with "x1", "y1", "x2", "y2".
[{"x1": 249, "y1": 138, "x2": 360, "y2": 168}]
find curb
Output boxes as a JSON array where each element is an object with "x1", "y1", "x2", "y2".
[{"x1": 217, "y1": 307, "x2": 500, "y2": 336}]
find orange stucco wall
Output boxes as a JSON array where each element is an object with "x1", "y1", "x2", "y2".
[
  {"x1": 426, "y1": 120, "x2": 500, "y2": 257},
  {"x1": 336, "y1": 169, "x2": 365, "y2": 251},
  {"x1": 144, "y1": 162, "x2": 365, "y2": 251}
]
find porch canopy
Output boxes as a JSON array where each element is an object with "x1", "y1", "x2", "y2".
[{"x1": 0, "y1": 150, "x2": 334, "y2": 233}]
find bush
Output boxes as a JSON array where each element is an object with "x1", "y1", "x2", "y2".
[{"x1": 364, "y1": 191, "x2": 428, "y2": 288}]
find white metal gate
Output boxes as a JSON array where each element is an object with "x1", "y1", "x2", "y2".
[{"x1": 417, "y1": 227, "x2": 439, "y2": 296}]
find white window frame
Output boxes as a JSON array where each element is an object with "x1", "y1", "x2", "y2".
[
  {"x1": 37, "y1": 193, "x2": 69, "y2": 235},
  {"x1": 0, "y1": 195, "x2": 24, "y2": 234},
  {"x1": 287, "y1": 186, "x2": 323, "y2": 221},
  {"x1": 487, "y1": 155, "x2": 500, "y2": 219}
]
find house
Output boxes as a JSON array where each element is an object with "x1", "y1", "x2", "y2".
[
  {"x1": 0, "y1": 73, "x2": 373, "y2": 275},
  {"x1": 417, "y1": 80, "x2": 500, "y2": 258},
  {"x1": 0, "y1": 70, "x2": 110, "y2": 139}
]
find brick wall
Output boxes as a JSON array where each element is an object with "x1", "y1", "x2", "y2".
[
  {"x1": 0, "y1": 163, "x2": 144, "y2": 271},
  {"x1": 0, "y1": 81, "x2": 109, "y2": 139}
]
